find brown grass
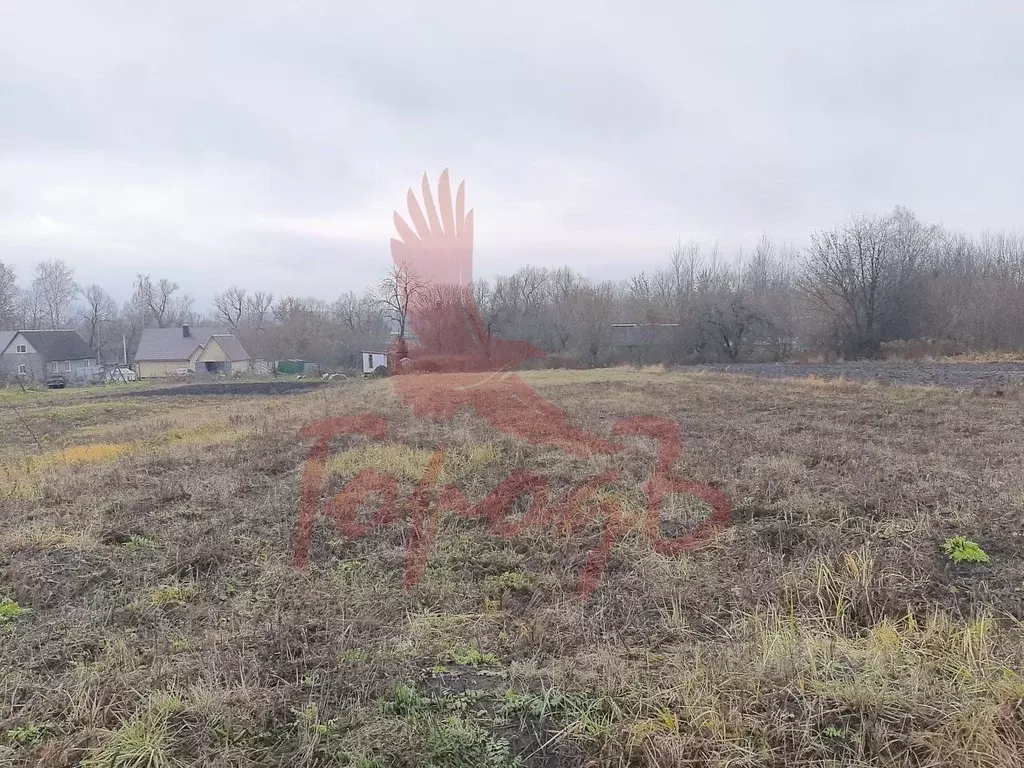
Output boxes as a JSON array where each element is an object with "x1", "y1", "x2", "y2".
[{"x1": 1, "y1": 371, "x2": 1023, "y2": 766}]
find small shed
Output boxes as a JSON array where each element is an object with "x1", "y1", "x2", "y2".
[
  {"x1": 361, "y1": 351, "x2": 389, "y2": 375},
  {"x1": 277, "y1": 359, "x2": 315, "y2": 375},
  {"x1": 609, "y1": 323, "x2": 680, "y2": 365}
]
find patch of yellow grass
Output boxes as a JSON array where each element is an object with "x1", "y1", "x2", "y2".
[
  {"x1": 609, "y1": 607, "x2": 1024, "y2": 766},
  {"x1": 162, "y1": 424, "x2": 248, "y2": 447},
  {"x1": 328, "y1": 441, "x2": 500, "y2": 484},
  {"x1": 146, "y1": 585, "x2": 198, "y2": 606},
  {"x1": 329, "y1": 442, "x2": 434, "y2": 482},
  {"x1": 0, "y1": 477, "x2": 41, "y2": 500},
  {"x1": 747, "y1": 608, "x2": 1011, "y2": 700},
  {"x1": 0, "y1": 523, "x2": 99, "y2": 552},
  {"x1": 56, "y1": 443, "x2": 132, "y2": 464},
  {"x1": 0, "y1": 441, "x2": 133, "y2": 499},
  {"x1": 439, "y1": 443, "x2": 501, "y2": 483}
]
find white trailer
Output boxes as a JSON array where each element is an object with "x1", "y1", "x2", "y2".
[{"x1": 361, "y1": 351, "x2": 389, "y2": 375}]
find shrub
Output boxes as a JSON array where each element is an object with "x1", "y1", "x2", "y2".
[
  {"x1": 0, "y1": 598, "x2": 30, "y2": 624},
  {"x1": 4, "y1": 725, "x2": 46, "y2": 746},
  {"x1": 942, "y1": 536, "x2": 990, "y2": 564},
  {"x1": 449, "y1": 646, "x2": 500, "y2": 667}
]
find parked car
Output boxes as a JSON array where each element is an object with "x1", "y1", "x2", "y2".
[
  {"x1": 175, "y1": 367, "x2": 194, "y2": 377},
  {"x1": 46, "y1": 373, "x2": 67, "y2": 389}
]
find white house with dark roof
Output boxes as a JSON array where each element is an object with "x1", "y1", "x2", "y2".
[
  {"x1": 0, "y1": 330, "x2": 96, "y2": 383},
  {"x1": 134, "y1": 324, "x2": 251, "y2": 378}
]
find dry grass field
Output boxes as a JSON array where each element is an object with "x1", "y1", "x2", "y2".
[{"x1": 2, "y1": 369, "x2": 1023, "y2": 767}]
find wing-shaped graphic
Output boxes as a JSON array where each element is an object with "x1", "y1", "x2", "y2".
[
  {"x1": 391, "y1": 169, "x2": 473, "y2": 287},
  {"x1": 391, "y1": 170, "x2": 542, "y2": 371}
]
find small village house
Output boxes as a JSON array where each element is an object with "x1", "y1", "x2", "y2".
[
  {"x1": 0, "y1": 330, "x2": 96, "y2": 383},
  {"x1": 134, "y1": 324, "x2": 251, "y2": 378}
]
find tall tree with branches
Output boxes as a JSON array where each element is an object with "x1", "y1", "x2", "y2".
[
  {"x1": 78, "y1": 284, "x2": 118, "y2": 360},
  {"x1": 133, "y1": 274, "x2": 193, "y2": 328},
  {"x1": 378, "y1": 262, "x2": 426, "y2": 342},
  {"x1": 0, "y1": 260, "x2": 18, "y2": 328},
  {"x1": 32, "y1": 258, "x2": 78, "y2": 329},
  {"x1": 212, "y1": 286, "x2": 248, "y2": 329}
]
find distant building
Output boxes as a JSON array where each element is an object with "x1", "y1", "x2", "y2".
[
  {"x1": 0, "y1": 330, "x2": 96, "y2": 383},
  {"x1": 388, "y1": 318, "x2": 419, "y2": 346},
  {"x1": 276, "y1": 359, "x2": 321, "y2": 376},
  {"x1": 134, "y1": 324, "x2": 251, "y2": 378},
  {"x1": 361, "y1": 350, "x2": 390, "y2": 374},
  {"x1": 609, "y1": 323, "x2": 680, "y2": 365}
]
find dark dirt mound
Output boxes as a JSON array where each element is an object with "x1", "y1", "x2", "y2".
[
  {"x1": 112, "y1": 380, "x2": 326, "y2": 398},
  {"x1": 689, "y1": 361, "x2": 1024, "y2": 389}
]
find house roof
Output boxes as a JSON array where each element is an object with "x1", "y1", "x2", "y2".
[
  {"x1": 0, "y1": 331, "x2": 15, "y2": 355},
  {"x1": 14, "y1": 330, "x2": 93, "y2": 361},
  {"x1": 210, "y1": 334, "x2": 250, "y2": 361},
  {"x1": 135, "y1": 327, "x2": 249, "y2": 361},
  {"x1": 388, "y1": 318, "x2": 419, "y2": 343},
  {"x1": 609, "y1": 323, "x2": 680, "y2": 347}
]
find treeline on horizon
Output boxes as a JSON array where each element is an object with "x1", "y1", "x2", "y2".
[{"x1": 1, "y1": 206, "x2": 1023, "y2": 369}]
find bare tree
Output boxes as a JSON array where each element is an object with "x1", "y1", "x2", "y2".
[
  {"x1": 245, "y1": 291, "x2": 274, "y2": 332},
  {"x1": 799, "y1": 215, "x2": 894, "y2": 358},
  {"x1": 378, "y1": 262, "x2": 426, "y2": 342},
  {"x1": 0, "y1": 260, "x2": 18, "y2": 328},
  {"x1": 704, "y1": 294, "x2": 767, "y2": 361},
  {"x1": 411, "y1": 283, "x2": 471, "y2": 356},
  {"x1": 799, "y1": 209, "x2": 940, "y2": 358},
  {"x1": 470, "y1": 279, "x2": 508, "y2": 354},
  {"x1": 120, "y1": 295, "x2": 147, "y2": 361},
  {"x1": 547, "y1": 266, "x2": 585, "y2": 353},
  {"x1": 267, "y1": 296, "x2": 333, "y2": 362},
  {"x1": 78, "y1": 284, "x2": 118, "y2": 360},
  {"x1": 133, "y1": 274, "x2": 193, "y2": 328},
  {"x1": 884, "y1": 207, "x2": 938, "y2": 341},
  {"x1": 330, "y1": 289, "x2": 387, "y2": 366},
  {"x1": 212, "y1": 286, "x2": 248, "y2": 329},
  {"x1": 32, "y1": 259, "x2": 78, "y2": 329},
  {"x1": 574, "y1": 281, "x2": 619, "y2": 365},
  {"x1": 238, "y1": 290, "x2": 274, "y2": 357},
  {"x1": 741, "y1": 236, "x2": 797, "y2": 360},
  {"x1": 487, "y1": 266, "x2": 550, "y2": 348}
]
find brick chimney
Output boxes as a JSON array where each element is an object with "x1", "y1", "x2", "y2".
[{"x1": 182, "y1": 323, "x2": 190, "y2": 338}]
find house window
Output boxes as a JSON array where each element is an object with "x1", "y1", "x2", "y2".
[
  {"x1": 65, "y1": 361, "x2": 71, "y2": 372},
  {"x1": 16, "y1": 344, "x2": 26, "y2": 353},
  {"x1": 52, "y1": 361, "x2": 59, "y2": 373},
  {"x1": 18, "y1": 364, "x2": 26, "y2": 375}
]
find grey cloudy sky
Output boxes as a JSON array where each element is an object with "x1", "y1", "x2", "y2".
[{"x1": 2, "y1": 1, "x2": 1023, "y2": 304}]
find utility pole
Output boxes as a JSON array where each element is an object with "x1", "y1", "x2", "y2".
[{"x1": 123, "y1": 335, "x2": 128, "y2": 365}]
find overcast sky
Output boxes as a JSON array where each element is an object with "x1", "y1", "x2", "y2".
[{"x1": 2, "y1": 1, "x2": 1023, "y2": 305}]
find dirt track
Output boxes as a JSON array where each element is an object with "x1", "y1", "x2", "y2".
[
  {"x1": 689, "y1": 361, "x2": 1024, "y2": 389},
  {"x1": 113, "y1": 380, "x2": 327, "y2": 398}
]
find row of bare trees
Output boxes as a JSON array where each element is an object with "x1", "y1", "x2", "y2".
[
  {"x1": 383, "y1": 207, "x2": 1024, "y2": 364},
  {"x1": 798, "y1": 209, "x2": 1024, "y2": 358},
  {"x1": 2, "y1": 207, "x2": 1023, "y2": 367}
]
